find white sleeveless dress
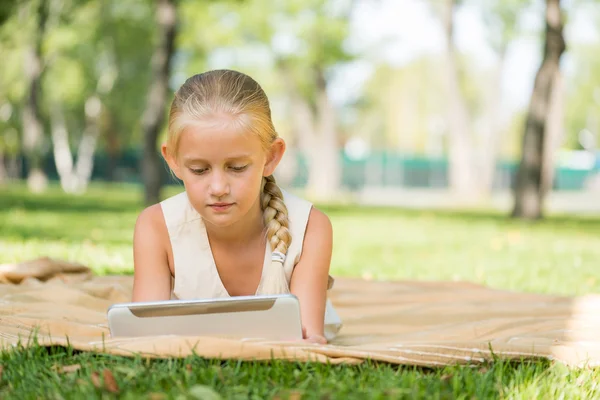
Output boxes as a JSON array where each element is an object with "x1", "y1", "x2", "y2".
[{"x1": 160, "y1": 188, "x2": 342, "y2": 341}]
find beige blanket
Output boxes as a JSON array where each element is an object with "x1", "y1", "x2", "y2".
[{"x1": 1, "y1": 258, "x2": 598, "y2": 367}]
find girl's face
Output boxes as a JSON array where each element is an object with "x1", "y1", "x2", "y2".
[{"x1": 162, "y1": 115, "x2": 285, "y2": 229}]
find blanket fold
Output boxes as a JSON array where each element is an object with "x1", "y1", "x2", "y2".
[{"x1": 0, "y1": 258, "x2": 598, "y2": 368}]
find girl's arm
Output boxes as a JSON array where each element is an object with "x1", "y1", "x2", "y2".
[
  {"x1": 289, "y1": 207, "x2": 333, "y2": 344},
  {"x1": 131, "y1": 205, "x2": 173, "y2": 302}
]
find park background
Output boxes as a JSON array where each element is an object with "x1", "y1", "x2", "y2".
[{"x1": 1, "y1": 0, "x2": 600, "y2": 398}]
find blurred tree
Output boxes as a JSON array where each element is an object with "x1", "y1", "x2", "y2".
[
  {"x1": 44, "y1": 0, "x2": 112, "y2": 193},
  {"x1": 0, "y1": 6, "x2": 26, "y2": 184},
  {"x1": 358, "y1": 59, "x2": 446, "y2": 156},
  {"x1": 438, "y1": 0, "x2": 478, "y2": 198},
  {"x1": 198, "y1": 0, "x2": 355, "y2": 200},
  {"x1": 273, "y1": 0, "x2": 354, "y2": 200},
  {"x1": 141, "y1": 0, "x2": 177, "y2": 205},
  {"x1": 564, "y1": 42, "x2": 600, "y2": 150},
  {"x1": 0, "y1": 0, "x2": 158, "y2": 190},
  {"x1": 478, "y1": 0, "x2": 531, "y2": 196},
  {"x1": 20, "y1": 0, "x2": 50, "y2": 193},
  {"x1": 512, "y1": 0, "x2": 566, "y2": 219},
  {"x1": 0, "y1": 0, "x2": 19, "y2": 25},
  {"x1": 563, "y1": 2, "x2": 600, "y2": 152}
]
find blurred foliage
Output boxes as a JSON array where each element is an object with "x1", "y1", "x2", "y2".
[
  {"x1": 565, "y1": 42, "x2": 600, "y2": 150},
  {"x1": 0, "y1": 0, "x2": 599, "y2": 183}
]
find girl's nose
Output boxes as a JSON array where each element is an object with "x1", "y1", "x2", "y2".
[{"x1": 208, "y1": 171, "x2": 230, "y2": 197}]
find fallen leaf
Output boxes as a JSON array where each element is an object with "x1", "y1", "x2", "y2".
[
  {"x1": 91, "y1": 371, "x2": 101, "y2": 388},
  {"x1": 149, "y1": 394, "x2": 166, "y2": 400},
  {"x1": 440, "y1": 374, "x2": 453, "y2": 382},
  {"x1": 103, "y1": 369, "x2": 119, "y2": 393},
  {"x1": 0, "y1": 365, "x2": 3, "y2": 380},
  {"x1": 273, "y1": 390, "x2": 303, "y2": 400},
  {"x1": 186, "y1": 364, "x2": 192, "y2": 372},
  {"x1": 53, "y1": 364, "x2": 81, "y2": 374},
  {"x1": 289, "y1": 391, "x2": 303, "y2": 400}
]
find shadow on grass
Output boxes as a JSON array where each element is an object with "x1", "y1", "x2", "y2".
[
  {"x1": 2, "y1": 183, "x2": 599, "y2": 241},
  {"x1": 0, "y1": 184, "x2": 145, "y2": 214}
]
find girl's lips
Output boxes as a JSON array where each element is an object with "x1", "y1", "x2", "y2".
[{"x1": 209, "y1": 203, "x2": 234, "y2": 212}]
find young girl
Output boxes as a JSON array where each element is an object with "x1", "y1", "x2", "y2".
[{"x1": 131, "y1": 69, "x2": 342, "y2": 344}]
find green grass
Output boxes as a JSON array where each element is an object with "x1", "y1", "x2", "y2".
[{"x1": 1, "y1": 182, "x2": 600, "y2": 399}]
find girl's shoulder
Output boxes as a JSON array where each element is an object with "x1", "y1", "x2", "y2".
[
  {"x1": 134, "y1": 191, "x2": 192, "y2": 245},
  {"x1": 280, "y1": 188, "x2": 312, "y2": 211},
  {"x1": 159, "y1": 191, "x2": 201, "y2": 231},
  {"x1": 278, "y1": 188, "x2": 332, "y2": 245}
]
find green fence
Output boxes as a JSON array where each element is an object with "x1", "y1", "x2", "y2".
[{"x1": 289, "y1": 151, "x2": 598, "y2": 191}]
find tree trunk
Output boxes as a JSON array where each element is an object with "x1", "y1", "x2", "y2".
[
  {"x1": 306, "y1": 67, "x2": 341, "y2": 200},
  {"x1": 73, "y1": 96, "x2": 103, "y2": 192},
  {"x1": 442, "y1": 0, "x2": 477, "y2": 198},
  {"x1": 541, "y1": 70, "x2": 564, "y2": 197},
  {"x1": 140, "y1": 0, "x2": 177, "y2": 206},
  {"x1": 50, "y1": 106, "x2": 75, "y2": 191},
  {"x1": 7, "y1": 155, "x2": 20, "y2": 180},
  {"x1": 50, "y1": 96, "x2": 103, "y2": 194},
  {"x1": 512, "y1": 0, "x2": 565, "y2": 219},
  {"x1": 479, "y1": 47, "x2": 508, "y2": 196},
  {"x1": 277, "y1": 60, "x2": 315, "y2": 155},
  {"x1": 0, "y1": 151, "x2": 6, "y2": 185},
  {"x1": 105, "y1": 112, "x2": 120, "y2": 181},
  {"x1": 21, "y1": 0, "x2": 49, "y2": 193}
]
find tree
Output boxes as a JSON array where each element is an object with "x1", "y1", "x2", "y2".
[
  {"x1": 439, "y1": 0, "x2": 478, "y2": 198},
  {"x1": 512, "y1": 0, "x2": 566, "y2": 219},
  {"x1": 433, "y1": 0, "x2": 533, "y2": 199},
  {"x1": 0, "y1": 0, "x2": 19, "y2": 26},
  {"x1": 478, "y1": 0, "x2": 530, "y2": 196},
  {"x1": 44, "y1": 0, "x2": 115, "y2": 194},
  {"x1": 275, "y1": 0, "x2": 354, "y2": 200},
  {"x1": 140, "y1": 0, "x2": 178, "y2": 205},
  {"x1": 20, "y1": 0, "x2": 49, "y2": 193},
  {"x1": 192, "y1": 0, "x2": 354, "y2": 200}
]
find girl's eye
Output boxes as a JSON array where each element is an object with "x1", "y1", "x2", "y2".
[
  {"x1": 190, "y1": 168, "x2": 208, "y2": 175},
  {"x1": 230, "y1": 165, "x2": 248, "y2": 172}
]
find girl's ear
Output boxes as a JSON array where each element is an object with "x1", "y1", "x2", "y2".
[
  {"x1": 263, "y1": 137, "x2": 286, "y2": 177},
  {"x1": 161, "y1": 143, "x2": 183, "y2": 180}
]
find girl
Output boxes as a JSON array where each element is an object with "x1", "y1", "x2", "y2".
[{"x1": 131, "y1": 69, "x2": 342, "y2": 344}]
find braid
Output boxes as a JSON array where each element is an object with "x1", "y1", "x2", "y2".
[{"x1": 258, "y1": 175, "x2": 292, "y2": 294}]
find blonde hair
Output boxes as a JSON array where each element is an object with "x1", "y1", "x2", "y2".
[{"x1": 167, "y1": 69, "x2": 291, "y2": 295}]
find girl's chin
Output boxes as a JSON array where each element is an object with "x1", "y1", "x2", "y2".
[{"x1": 201, "y1": 213, "x2": 240, "y2": 228}]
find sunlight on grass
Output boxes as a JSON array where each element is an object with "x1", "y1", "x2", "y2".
[
  {"x1": 1, "y1": 182, "x2": 600, "y2": 398},
  {"x1": 1, "y1": 182, "x2": 600, "y2": 295},
  {"x1": 328, "y1": 207, "x2": 600, "y2": 296}
]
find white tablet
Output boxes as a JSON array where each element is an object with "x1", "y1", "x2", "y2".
[{"x1": 107, "y1": 294, "x2": 303, "y2": 341}]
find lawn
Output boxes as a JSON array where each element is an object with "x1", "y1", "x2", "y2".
[{"x1": 1, "y1": 183, "x2": 599, "y2": 399}]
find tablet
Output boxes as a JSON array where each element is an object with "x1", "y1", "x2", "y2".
[{"x1": 107, "y1": 294, "x2": 303, "y2": 341}]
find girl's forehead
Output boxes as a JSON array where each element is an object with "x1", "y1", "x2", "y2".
[{"x1": 177, "y1": 120, "x2": 263, "y2": 161}]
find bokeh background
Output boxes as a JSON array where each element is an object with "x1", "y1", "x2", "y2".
[
  {"x1": 2, "y1": 2, "x2": 600, "y2": 397},
  {"x1": 1, "y1": 0, "x2": 600, "y2": 288},
  {"x1": 1, "y1": 0, "x2": 599, "y2": 216}
]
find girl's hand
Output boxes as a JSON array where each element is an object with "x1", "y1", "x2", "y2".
[
  {"x1": 301, "y1": 326, "x2": 327, "y2": 344},
  {"x1": 303, "y1": 334, "x2": 327, "y2": 344}
]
